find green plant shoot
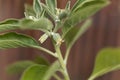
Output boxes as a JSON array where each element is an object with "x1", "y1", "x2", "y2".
[{"x1": 1, "y1": 0, "x2": 119, "y2": 80}]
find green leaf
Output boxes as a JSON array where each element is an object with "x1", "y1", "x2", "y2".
[
  {"x1": 88, "y1": 48, "x2": 120, "y2": 80},
  {"x1": 0, "y1": 32, "x2": 56, "y2": 57},
  {"x1": 24, "y1": 4, "x2": 36, "y2": 18},
  {"x1": 41, "y1": 3, "x2": 56, "y2": 20},
  {"x1": 34, "y1": 56, "x2": 49, "y2": 66},
  {"x1": 33, "y1": 0, "x2": 42, "y2": 17},
  {"x1": 0, "y1": 19, "x2": 19, "y2": 25},
  {"x1": 0, "y1": 18, "x2": 53, "y2": 32},
  {"x1": 62, "y1": 0, "x2": 110, "y2": 35},
  {"x1": 0, "y1": 32, "x2": 39, "y2": 49},
  {"x1": 7, "y1": 61, "x2": 35, "y2": 74},
  {"x1": 71, "y1": 0, "x2": 93, "y2": 13},
  {"x1": 7, "y1": 57, "x2": 50, "y2": 75},
  {"x1": 21, "y1": 61, "x2": 60, "y2": 80},
  {"x1": 0, "y1": 19, "x2": 20, "y2": 32},
  {"x1": 64, "y1": 19, "x2": 92, "y2": 49},
  {"x1": 20, "y1": 18, "x2": 53, "y2": 32},
  {"x1": 42, "y1": 61, "x2": 60, "y2": 80},
  {"x1": 45, "y1": 0, "x2": 57, "y2": 14},
  {"x1": 21, "y1": 64, "x2": 48, "y2": 80}
]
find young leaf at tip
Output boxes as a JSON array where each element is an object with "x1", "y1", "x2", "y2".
[
  {"x1": 24, "y1": 4, "x2": 36, "y2": 18},
  {"x1": 41, "y1": 3, "x2": 56, "y2": 20},
  {"x1": 45, "y1": 0, "x2": 57, "y2": 14},
  {"x1": 65, "y1": 1, "x2": 71, "y2": 11},
  {"x1": 33, "y1": 0, "x2": 42, "y2": 18}
]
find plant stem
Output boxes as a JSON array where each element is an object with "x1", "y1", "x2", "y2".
[
  {"x1": 55, "y1": 46, "x2": 64, "y2": 68},
  {"x1": 33, "y1": 46, "x2": 57, "y2": 58},
  {"x1": 55, "y1": 45, "x2": 70, "y2": 80},
  {"x1": 64, "y1": 68, "x2": 70, "y2": 80},
  {"x1": 59, "y1": 68, "x2": 70, "y2": 80},
  {"x1": 54, "y1": 74, "x2": 62, "y2": 80},
  {"x1": 64, "y1": 48, "x2": 71, "y2": 65}
]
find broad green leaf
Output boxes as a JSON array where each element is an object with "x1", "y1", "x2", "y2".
[
  {"x1": 7, "y1": 61, "x2": 35, "y2": 74},
  {"x1": 21, "y1": 61, "x2": 60, "y2": 80},
  {"x1": 0, "y1": 19, "x2": 19, "y2": 25},
  {"x1": 0, "y1": 18, "x2": 53, "y2": 32},
  {"x1": 72, "y1": 0, "x2": 109, "y2": 13},
  {"x1": 24, "y1": 4, "x2": 36, "y2": 18},
  {"x1": 71, "y1": 0, "x2": 93, "y2": 13},
  {"x1": 0, "y1": 32, "x2": 39, "y2": 49},
  {"x1": 7, "y1": 57, "x2": 50, "y2": 75},
  {"x1": 62, "y1": 0, "x2": 110, "y2": 35},
  {"x1": 88, "y1": 48, "x2": 120, "y2": 80},
  {"x1": 71, "y1": 0, "x2": 84, "y2": 12},
  {"x1": 0, "y1": 32, "x2": 56, "y2": 57},
  {"x1": 21, "y1": 64, "x2": 48, "y2": 80},
  {"x1": 34, "y1": 57, "x2": 60, "y2": 80},
  {"x1": 33, "y1": 0, "x2": 42, "y2": 17},
  {"x1": 64, "y1": 19, "x2": 92, "y2": 49},
  {"x1": 20, "y1": 18, "x2": 53, "y2": 32},
  {"x1": 42, "y1": 61, "x2": 60, "y2": 80},
  {"x1": 0, "y1": 19, "x2": 20, "y2": 32},
  {"x1": 45, "y1": 0, "x2": 57, "y2": 14},
  {"x1": 34, "y1": 56, "x2": 49, "y2": 66}
]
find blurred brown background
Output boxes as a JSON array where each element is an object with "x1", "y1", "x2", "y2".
[{"x1": 0, "y1": 0, "x2": 120, "y2": 80}]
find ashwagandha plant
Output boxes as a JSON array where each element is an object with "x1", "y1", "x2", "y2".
[{"x1": 1, "y1": 0, "x2": 120, "y2": 80}]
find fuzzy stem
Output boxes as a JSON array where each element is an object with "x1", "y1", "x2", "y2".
[
  {"x1": 33, "y1": 46, "x2": 57, "y2": 58},
  {"x1": 64, "y1": 48, "x2": 71, "y2": 65},
  {"x1": 54, "y1": 74, "x2": 62, "y2": 80},
  {"x1": 55, "y1": 45, "x2": 70, "y2": 80}
]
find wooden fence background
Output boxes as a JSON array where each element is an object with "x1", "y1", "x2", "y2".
[{"x1": 0, "y1": 0, "x2": 120, "y2": 80}]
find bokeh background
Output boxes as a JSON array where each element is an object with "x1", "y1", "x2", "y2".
[{"x1": 0, "y1": 0, "x2": 120, "y2": 80}]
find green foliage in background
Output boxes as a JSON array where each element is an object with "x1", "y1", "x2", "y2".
[{"x1": 1, "y1": 0, "x2": 120, "y2": 80}]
